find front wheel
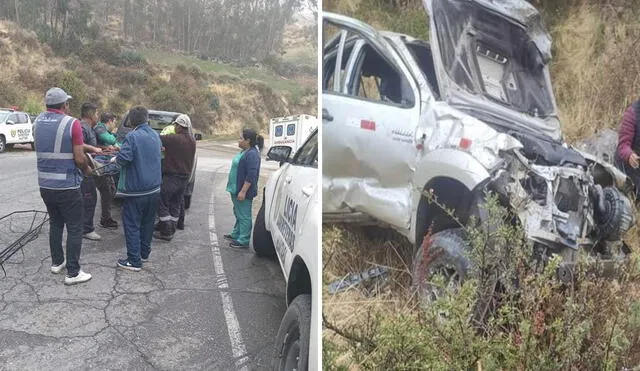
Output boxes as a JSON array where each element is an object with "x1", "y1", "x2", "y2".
[
  {"x1": 0, "y1": 136, "x2": 6, "y2": 153},
  {"x1": 412, "y1": 228, "x2": 470, "y2": 308},
  {"x1": 272, "y1": 294, "x2": 311, "y2": 371}
]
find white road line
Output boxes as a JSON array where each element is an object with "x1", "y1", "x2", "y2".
[{"x1": 208, "y1": 174, "x2": 250, "y2": 371}]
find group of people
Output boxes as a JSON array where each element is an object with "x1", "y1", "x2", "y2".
[
  {"x1": 33, "y1": 86, "x2": 265, "y2": 285},
  {"x1": 32, "y1": 87, "x2": 195, "y2": 284}
]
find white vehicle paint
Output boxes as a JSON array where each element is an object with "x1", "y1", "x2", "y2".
[
  {"x1": 251, "y1": 128, "x2": 319, "y2": 371},
  {"x1": 269, "y1": 114, "x2": 318, "y2": 154},
  {"x1": 0, "y1": 109, "x2": 34, "y2": 153}
]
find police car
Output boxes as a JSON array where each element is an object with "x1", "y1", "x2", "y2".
[
  {"x1": 251, "y1": 127, "x2": 318, "y2": 371},
  {"x1": 0, "y1": 108, "x2": 35, "y2": 153}
]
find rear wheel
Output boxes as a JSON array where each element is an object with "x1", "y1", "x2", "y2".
[{"x1": 252, "y1": 201, "x2": 276, "y2": 259}]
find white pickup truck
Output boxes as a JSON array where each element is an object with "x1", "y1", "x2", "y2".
[
  {"x1": 251, "y1": 128, "x2": 319, "y2": 371},
  {"x1": 322, "y1": 0, "x2": 635, "y2": 300}
]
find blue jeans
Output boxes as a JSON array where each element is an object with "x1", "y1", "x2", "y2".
[
  {"x1": 122, "y1": 193, "x2": 160, "y2": 266},
  {"x1": 81, "y1": 176, "x2": 97, "y2": 234},
  {"x1": 40, "y1": 188, "x2": 84, "y2": 276}
]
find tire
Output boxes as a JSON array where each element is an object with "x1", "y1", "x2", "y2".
[
  {"x1": 596, "y1": 187, "x2": 634, "y2": 241},
  {"x1": 252, "y1": 201, "x2": 276, "y2": 259},
  {"x1": 30, "y1": 142, "x2": 35, "y2": 151},
  {"x1": 411, "y1": 228, "x2": 470, "y2": 307},
  {"x1": 272, "y1": 294, "x2": 311, "y2": 371},
  {"x1": 412, "y1": 227, "x2": 502, "y2": 325},
  {"x1": 0, "y1": 136, "x2": 6, "y2": 153}
]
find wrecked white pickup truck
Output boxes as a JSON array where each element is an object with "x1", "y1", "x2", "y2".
[{"x1": 321, "y1": 0, "x2": 636, "y2": 294}]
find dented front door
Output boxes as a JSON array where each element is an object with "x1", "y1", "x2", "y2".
[{"x1": 322, "y1": 13, "x2": 422, "y2": 230}]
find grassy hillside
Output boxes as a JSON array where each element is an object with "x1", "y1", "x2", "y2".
[
  {"x1": 322, "y1": 1, "x2": 640, "y2": 369},
  {"x1": 0, "y1": 19, "x2": 316, "y2": 136}
]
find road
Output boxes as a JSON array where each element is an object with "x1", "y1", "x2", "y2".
[{"x1": 0, "y1": 141, "x2": 285, "y2": 370}]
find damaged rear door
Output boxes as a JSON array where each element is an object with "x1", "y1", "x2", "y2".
[{"x1": 322, "y1": 12, "x2": 423, "y2": 230}]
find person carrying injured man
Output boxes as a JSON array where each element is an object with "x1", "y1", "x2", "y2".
[{"x1": 153, "y1": 114, "x2": 196, "y2": 241}]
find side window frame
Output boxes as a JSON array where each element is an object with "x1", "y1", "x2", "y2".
[
  {"x1": 291, "y1": 130, "x2": 318, "y2": 169},
  {"x1": 347, "y1": 42, "x2": 416, "y2": 108},
  {"x1": 322, "y1": 18, "x2": 419, "y2": 110}
]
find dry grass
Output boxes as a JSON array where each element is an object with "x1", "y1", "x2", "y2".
[
  {"x1": 322, "y1": 224, "x2": 418, "y2": 369},
  {"x1": 551, "y1": 4, "x2": 640, "y2": 141}
]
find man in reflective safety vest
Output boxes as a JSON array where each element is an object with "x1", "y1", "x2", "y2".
[{"x1": 33, "y1": 87, "x2": 93, "y2": 285}]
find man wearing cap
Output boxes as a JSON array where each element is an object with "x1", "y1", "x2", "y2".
[
  {"x1": 33, "y1": 87, "x2": 93, "y2": 285},
  {"x1": 153, "y1": 114, "x2": 196, "y2": 241}
]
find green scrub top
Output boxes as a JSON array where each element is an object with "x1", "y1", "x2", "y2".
[{"x1": 226, "y1": 150, "x2": 245, "y2": 194}]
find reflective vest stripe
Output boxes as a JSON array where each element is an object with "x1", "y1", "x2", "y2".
[
  {"x1": 53, "y1": 116, "x2": 74, "y2": 153},
  {"x1": 37, "y1": 152, "x2": 74, "y2": 159},
  {"x1": 39, "y1": 172, "x2": 68, "y2": 180}
]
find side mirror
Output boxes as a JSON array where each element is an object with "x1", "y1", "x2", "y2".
[
  {"x1": 194, "y1": 133, "x2": 202, "y2": 141},
  {"x1": 6, "y1": 120, "x2": 14, "y2": 125},
  {"x1": 267, "y1": 145, "x2": 292, "y2": 163}
]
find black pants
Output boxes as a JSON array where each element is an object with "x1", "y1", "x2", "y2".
[
  {"x1": 95, "y1": 175, "x2": 115, "y2": 221},
  {"x1": 40, "y1": 188, "x2": 84, "y2": 276},
  {"x1": 157, "y1": 173, "x2": 189, "y2": 235},
  {"x1": 81, "y1": 176, "x2": 97, "y2": 234}
]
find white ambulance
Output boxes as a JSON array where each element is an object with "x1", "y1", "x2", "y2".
[{"x1": 268, "y1": 114, "x2": 318, "y2": 154}]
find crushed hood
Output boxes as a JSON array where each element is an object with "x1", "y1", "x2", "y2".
[{"x1": 423, "y1": 0, "x2": 562, "y2": 141}]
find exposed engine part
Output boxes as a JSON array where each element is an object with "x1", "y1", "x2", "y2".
[
  {"x1": 554, "y1": 176, "x2": 581, "y2": 212},
  {"x1": 520, "y1": 171, "x2": 547, "y2": 205},
  {"x1": 593, "y1": 186, "x2": 635, "y2": 242}
]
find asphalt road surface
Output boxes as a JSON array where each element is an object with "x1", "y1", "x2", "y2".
[{"x1": 0, "y1": 141, "x2": 285, "y2": 370}]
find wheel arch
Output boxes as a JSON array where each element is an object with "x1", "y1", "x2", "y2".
[
  {"x1": 286, "y1": 256, "x2": 311, "y2": 306},
  {"x1": 411, "y1": 150, "x2": 491, "y2": 248}
]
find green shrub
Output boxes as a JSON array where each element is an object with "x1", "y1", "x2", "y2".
[
  {"x1": 118, "y1": 51, "x2": 147, "y2": 67},
  {"x1": 22, "y1": 98, "x2": 44, "y2": 115},
  {"x1": 323, "y1": 193, "x2": 640, "y2": 370},
  {"x1": 45, "y1": 70, "x2": 88, "y2": 116}
]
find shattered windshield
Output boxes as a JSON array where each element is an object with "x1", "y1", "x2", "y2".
[{"x1": 431, "y1": 0, "x2": 555, "y2": 118}]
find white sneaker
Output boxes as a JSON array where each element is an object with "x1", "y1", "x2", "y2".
[
  {"x1": 83, "y1": 231, "x2": 102, "y2": 241},
  {"x1": 64, "y1": 270, "x2": 92, "y2": 286},
  {"x1": 51, "y1": 260, "x2": 66, "y2": 274}
]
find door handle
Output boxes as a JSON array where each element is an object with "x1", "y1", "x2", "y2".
[
  {"x1": 285, "y1": 176, "x2": 292, "y2": 184},
  {"x1": 302, "y1": 185, "x2": 314, "y2": 197},
  {"x1": 322, "y1": 108, "x2": 333, "y2": 122}
]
